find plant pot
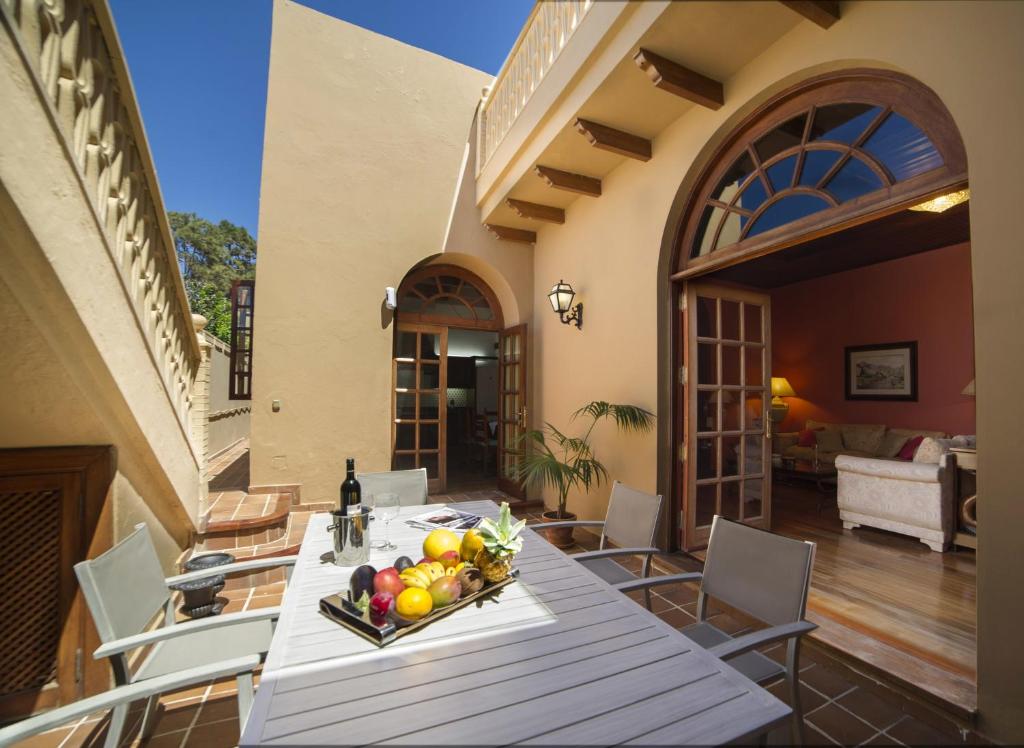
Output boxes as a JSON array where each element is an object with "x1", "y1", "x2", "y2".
[{"x1": 541, "y1": 510, "x2": 577, "y2": 549}]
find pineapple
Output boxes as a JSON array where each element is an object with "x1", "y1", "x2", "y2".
[{"x1": 474, "y1": 501, "x2": 525, "y2": 582}]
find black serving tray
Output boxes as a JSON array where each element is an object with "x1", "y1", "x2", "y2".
[{"x1": 319, "y1": 569, "x2": 518, "y2": 647}]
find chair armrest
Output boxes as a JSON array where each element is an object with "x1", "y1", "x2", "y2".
[
  {"x1": 166, "y1": 555, "x2": 298, "y2": 586},
  {"x1": 708, "y1": 620, "x2": 817, "y2": 661},
  {"x1": 573, "y1": 547, "x2": 660, "y2": 562},
  {"x1": 0, "y1": 654, "x2": 260, "y2": 746},
  {"x1": 94, "y1": 607, "x2": 281, "y2": 660},
  {"x1": 614, "y1": 571, "x2": 703, "y2": 594},
  {"x1": 526, "y1": 520, "x2": 605, "y2": 531}
]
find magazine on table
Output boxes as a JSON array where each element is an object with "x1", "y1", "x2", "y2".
[{"x1": 404, "y1": 507, "x2": 482, "y2": 531}]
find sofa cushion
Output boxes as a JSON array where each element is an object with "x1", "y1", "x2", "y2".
[
  {"x1": 914, "y1": 437, "x2": 954, "y2": 464},
  {"x1": 879, "y1": 430, "x2": 910, "y2": 458},
  {"x1": 889, "y1": 427, "x2": 947, "y2": 441},
  {"x1": 797, "y1": 429, "x2": 819, "y2": 447},
  {"x1": 806, "y1": 419, "x2": 841, "y2": 433},
  {"x1": 816, "y1": 429, "x2": 844, "y2": 453},
  {"x1": 841, "y1": 424, "x2": 886, "y2": 454},
  {"x1": 897, "y1": 435, "x2": 924, "y2": 460}
]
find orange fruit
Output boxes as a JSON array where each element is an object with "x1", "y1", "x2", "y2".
[
  {"x1": 395, "y1": 587, "x2": 433, "y2": 620},
  {"x1": 423, "y1": 528, "x2": 460, "y2": 561},
  {"x1": 460, "y1": 528, "x2": 485, "y2": 562}
]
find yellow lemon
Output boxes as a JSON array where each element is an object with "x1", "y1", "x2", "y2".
[
  {"x1": 395, "y1": 587, "x2": 433, "y2": 620},
  {"x1": 460, "y1": 529, "x2": 485, "y2": 562},
  {"x1": 423, "y1": 528, "x2": 461, "y2": 561}
]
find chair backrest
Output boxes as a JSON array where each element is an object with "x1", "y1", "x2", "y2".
[
  {"x1": 74, "y1": 524, "x2": 171, "y2": 643},
  {"x1": 357, "y1": 468, "x2": 428, "y2": 506},
  {"x1": 701, "y1": 516, "x2": 816, "y2": 626},
  {"x1": 602, "y1": 481, "x2": 663, "y2": 550},
  {"x1": 472, "y1": 415, "x2": 488, "y2": 441}
]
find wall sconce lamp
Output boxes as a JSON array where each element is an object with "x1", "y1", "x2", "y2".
[{"x1": 548, "y1": 280, "x2": 583, "y2": 329}]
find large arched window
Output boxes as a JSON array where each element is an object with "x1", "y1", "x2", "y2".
[
  {"x1": 677, "y1": 71, "x2": 967, "y2": 273},
  {"x1": 396, "y1": 265, "x2": 503, "y2": 330}
]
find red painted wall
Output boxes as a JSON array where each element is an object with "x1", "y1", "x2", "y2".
[{"x1": 771, "y1": 242, "x2": 975, "y2": 435}]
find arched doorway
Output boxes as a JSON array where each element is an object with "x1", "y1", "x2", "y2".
[
  {"x1": 392, "y1": 264, "x2": 527, "y2": 496},
  {"x1": 668, "y1": 69, "x2": 970, "y2": 550}
]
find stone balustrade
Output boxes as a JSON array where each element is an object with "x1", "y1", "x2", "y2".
[
  {"x1": 477, "y1": 0, "x2": 593, "y2": 173},
  {"x1": 1, "y1": 0, "x2": 201, "y2": 439}
]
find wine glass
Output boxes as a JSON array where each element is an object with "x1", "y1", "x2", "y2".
[{"x1": 373, "y1": 492, "x2": 400, "y2": 551}]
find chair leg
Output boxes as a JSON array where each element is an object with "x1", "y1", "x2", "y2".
[
  {"x1": 785, "y1": 640, "x2": 805, "y2": 745},
  {"x1": 102, "y1": 702, "x2": 129, "y2": 748},
  {"x1": 137, "y1": 695, "x2": 160, "y2": 741},
  {"x1": 236, "y1": 670, "x2": 255, "y2": 726}
]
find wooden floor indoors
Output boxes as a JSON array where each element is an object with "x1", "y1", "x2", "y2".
[{"x1": 771, "y1": 482, "x2": 977, "y2": 716}]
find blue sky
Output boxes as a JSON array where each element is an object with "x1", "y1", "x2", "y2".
[{"x1": 109, "y1": 0, "x2": 534, "y2": 237}]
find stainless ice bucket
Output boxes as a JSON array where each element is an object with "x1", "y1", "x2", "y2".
[{"x1": 326, "y1": 507, "x2": 371, "y2": 567}]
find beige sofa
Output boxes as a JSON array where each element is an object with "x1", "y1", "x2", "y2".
[{"x1": 775, "y1": 420, "x2": 946, "y2": 465}]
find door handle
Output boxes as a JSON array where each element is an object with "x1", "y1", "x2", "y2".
[{"x1": 518, "y1": 408, "x2": 528, "y2": 429}]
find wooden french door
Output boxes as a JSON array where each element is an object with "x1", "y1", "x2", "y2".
[
  {"x1": 497, "y1": 324, "x2": 528, "y2": 498},
  {"x1": 681, "y1": 284, "x2": 771, "y2": 550},
  {"x1": 392, "y1": 324, "x2": 447, "y2": 493}
]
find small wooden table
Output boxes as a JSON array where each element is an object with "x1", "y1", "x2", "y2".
[
  {"x1": 951, "y1": 447, "x2": 977, "y2": 550},
  {"x1": 241, "y1": 500, "x2": 791, "y2": 745}
]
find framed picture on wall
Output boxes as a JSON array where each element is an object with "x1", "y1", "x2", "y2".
[{"x1": 845, "y1": 342, "x2": 918, "y2": 401}]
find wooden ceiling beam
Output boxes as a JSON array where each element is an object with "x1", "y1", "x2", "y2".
[
  {"x1": 534, "y1": 165, "x2": 602, "y2": 197},
  {"x1": 505, "y1": 198, "x2": 565, "y2": 224},
  {"x1": 574, "y1": 118, "x2": 651, "y2": 162},
  {"x1": 484, "y1": 224, "x2": 536, "y2": 244},
  {"x1": 633, "y1": 48, "x2": 724, "y2": 110},
  {"x1": 778, "y1": 1, "x2": 840, "y2": 29}
]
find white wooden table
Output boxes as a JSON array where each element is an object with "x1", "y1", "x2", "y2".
[{"x1": 241, "y1": 501, "x2": 790, "y2": 745}]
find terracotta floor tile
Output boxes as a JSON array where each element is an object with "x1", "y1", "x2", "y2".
[
  {"x1": 162, "y1": 683, "x2": 211, "y2": 704},
  {"x1": 803, "y1": 722, "x2": 841, "y2": 746},
  {"x1": 195, "y1": 696, "x2": 240, "y2": 725},
  {"x1": 148, "y1": 702, "x2": 201, "y2": 736},
  {"x1": 836, "y1": 687, "x2": 906, "y2": 732},
  {"x1": 887, "y1": 715, "x2": 967, "y2": 746},
  {"x1": 806, "y1": 702, "x2": 878, "y2": 746},
  {"x1": 12, "y1": 726, "x2": 75, "y2": 747},
  {"x1": 767, "y1": 677, "x2": 829, "y2": 715},
  {"x1": 183, "y1": 718, "x2": 239, "y2": 747},
  {"x1": 800, "y1": 662, "x2": 857, "y2": 700},
  {"x1": 655, "y1": 606, "x2": 697, "y2": 629},
  {"x1": 248, "y1": 594, "x2": 282, "y2": 609},
  {"x1": 862, "y1": 732, "x2": 903, "y2": 746}
]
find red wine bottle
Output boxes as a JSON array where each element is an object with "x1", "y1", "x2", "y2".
[{"x1": 340, "y1": 458, "x2": 362, "y2": 516}]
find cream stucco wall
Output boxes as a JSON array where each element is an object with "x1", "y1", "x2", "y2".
[
  {"x1": 252, "y1": 0, "x2": 514, "y2": 502},
  {"x1": 529, "y1": 1, "x2": 1024, "y2": 739},
  {"x1": 206, "y1": 332, "x2": 251, "y2": 457}
]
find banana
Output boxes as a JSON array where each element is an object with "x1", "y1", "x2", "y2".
[
  {"x1": 400, "y1": 569, "x2": 430, "y2": 588},
  {"x1": 445, "y1": 562, "x2": 466, "y2": 577}
]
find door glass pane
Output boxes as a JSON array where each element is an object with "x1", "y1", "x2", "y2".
[
  {"x1": 420, "y1": 393, "x2": 439, "y2": 419},
  {"x1": 394, "y1": 453, "x2": 415, "y2": 470},
  {"x1": 755, "y1": 114, "x2": 806, "y2": 163},
  {"x1": 722, "y1": 346, "x2": 741, "y2": 385},
  {"x1": 809, "y1": 103, "x2": 880, "y2": 144},
  {"x1": 697, "y1": 438, "x2": 717, "y2": 480},
  {"x1": 711, "y1": 150, "x2": 755, "y2": 203},
  {"x1": 743, "y1": 304, "x2": 762, "y2": 343},
  {"x1": 396, "y1": 393, "x2": 416, "y2": 420},
  {"x1": 396, "y1": 363, "x2": 416, "y2": 389},
  {"x1": 420, "y1": 363, "x2": 440, "y2": 390},
  {"x1": 745, "y1": 347, "x2": 763, "y2": 387},
  {"x1": 799, "y1": 149, "x2": 842, "y2": 187},
  {"x1": 421, "y1": 453, "x2": 439, "y2": 479},
  {"x1": 697, "y1": 343, "x2": 718, "y2": 385},
  {"x1": 697, "y1": 390, "x2": 718, "y2": 432},
  {"x1": 744, "y1": 392, "x2": 764, "y2": 432},
  {"x1": 396, "y1": 332, "x2": 417, "y2": 359},
  {"x1": 696, "y1": 484, "x2": 717, "y2": 528},
  {"x1": 722, "y1": 435, "x2": 741, "y2": 477},
  {"x1": 395, "y1": 423, "x2": 415, "y2": 450},
  {"x1": 863, "y1": 112, "x2": 943, "y2": 181},
  {"x1": 419, "y1": 334, "x2": 439, "y2": 360},
  {"x1": 722, "y1": 394, "x2": 742, "y2": 431},
  {"x1": 717, "y1": 211, "x2": 743, "y2": 249},
  {"x1": 721, "y1": 481, "x2": 741, "y2": 520},
  {"x1": 766, "y1": 154, "x2": 798, "y2": 193},
  {"x1": 743, "y1": 478, "x2": 764, "y2": 519},
  {"x1": 696, "y1": 296, "x2": 717, "y2": 338},
  {"x1": 743, "y1": 435, "x2": 764, "y2": 474},
  {"x1": 721, "y1": 301, "x2": 740, "y2": 340},
  {"x1": 824, "y1": 157, "x2": 883, "y2": 203},
  {"x1": 503, "y1": 393, "x2": 519, "y2": 420},
  {"x1": 695, "y1": 205, "x2": 725, "y2": 257},
  {"x1": 420, "y1": 423, "x2": 439, "y2": 450}
]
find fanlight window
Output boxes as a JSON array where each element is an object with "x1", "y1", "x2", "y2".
[
  {"x1": 397, "y1": 266, "x2": 502, "y2": 330},
  {"x1": 692, "y1": 103, "x2": 944, "y2": 258}
]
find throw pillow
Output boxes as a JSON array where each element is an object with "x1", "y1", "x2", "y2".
[
  {"x1": 798, "y1": 429, "x2": 818, "y2": 447},
  {"x1": 913, "y1": 437, "x2": 953, "y2": 464},
  {"x1": 897, "y1": 435, "x2": 924, "y2": 460},
  {"x1": 841, "y1": 424, "x2": 887, "y2": 454},
  {"x1": 879, "y1": 430, "x2": 909, "y2": 458},
  {"x1": 815, "y1": 429, "x2": 844, "y2": 453}
]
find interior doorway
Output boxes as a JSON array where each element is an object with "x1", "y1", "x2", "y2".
[{"x1": 392, "y1": 264, "x2": 526, "y2": 496}]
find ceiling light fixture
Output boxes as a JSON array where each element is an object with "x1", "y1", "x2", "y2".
[{"x1": 908, "y1": 188, "x2": 970, "y2": 213}]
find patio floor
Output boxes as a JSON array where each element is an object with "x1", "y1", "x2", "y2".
[{"x1": 16, "y1": 445, "x2": 992, "y2": 747}]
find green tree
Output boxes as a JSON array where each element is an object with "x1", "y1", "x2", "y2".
[{"x1": 168, "y1": 212, "x2": 256, "y2": 342}]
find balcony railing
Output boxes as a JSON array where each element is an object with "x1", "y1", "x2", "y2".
[
  {"x1": 478, "y1": 0, "x2": 593, "y2": 173},
  {"x1": 2, "y1": 0, "x2": 202, "y2": 442}
]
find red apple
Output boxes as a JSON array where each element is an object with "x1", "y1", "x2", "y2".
[
  {"x1": 418, "y1": 556, "x2": 435, "y2": 565},
  {"x1": 438, "y1": 550, "x2": 461, "y2": 569},
  {"x1": 369, "y1": 591, "x2": 395, "y2": 622},
  {"x1": 373, "y1": 567, "x2": 405, "y2": 597}
]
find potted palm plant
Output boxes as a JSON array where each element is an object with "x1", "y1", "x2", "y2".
[{"x1": 516, "y1": 401, "x2": 654, "y2": 548}]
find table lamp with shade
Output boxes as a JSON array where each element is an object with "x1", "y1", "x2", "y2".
[{"x1": 770, "y1": 377, "x2": 796, "y2": 424}]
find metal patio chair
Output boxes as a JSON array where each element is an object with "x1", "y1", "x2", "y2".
[
  {"x1": 72, "y1": 524, "x2": 298, "y2": 744},
  {"x1": 531, "y1": 481, "x2": 663, "y2": 606},
  {"x1": 357, "y1": 467, "x2": 428, "y2": 506},
  {"x1": 614, "y1": 516, "x2": 817, "y2": 744}
]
